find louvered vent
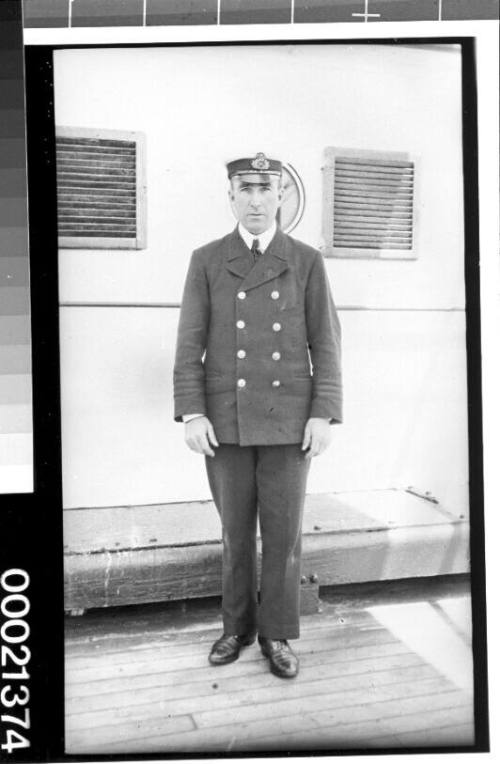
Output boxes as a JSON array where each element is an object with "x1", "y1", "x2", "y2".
[
  {"x1": 56, "y1": 129, "x2": 146, "y2": 249},
  {"x1": 333, "y1": 156, "x2": 414, "y2": 251}
]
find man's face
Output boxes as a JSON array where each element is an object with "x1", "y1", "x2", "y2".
[{"x1": 229, "y1": 174, "x2": 283, "y2": 235}]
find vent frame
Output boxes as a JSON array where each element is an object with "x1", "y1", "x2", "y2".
[
  {"x1": 321, "y1": 147, "x2": 418, "y2": 260},
  {"x1": 56, "y1": 126, "x2": 147, "y2": 250}
]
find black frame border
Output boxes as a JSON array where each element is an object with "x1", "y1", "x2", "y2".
[{"x1": 20, "y1": 35, "x2": 488, "y2": 760}]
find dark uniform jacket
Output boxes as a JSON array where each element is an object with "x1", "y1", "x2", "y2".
[{"x1": 174, "y1": 226, "x2": 342, "y2": 446}]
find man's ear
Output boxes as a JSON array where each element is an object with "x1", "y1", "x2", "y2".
[{"x1": 228, "y1": 187, "x2": 235, "y2": 202}]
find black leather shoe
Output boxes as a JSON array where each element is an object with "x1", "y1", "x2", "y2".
[
  {"x1": 258, "y1": 637, "x2": 299, "y2": 678},
  {"x1": 208, "y1": 633, "x2": 256, "y2": 665}
]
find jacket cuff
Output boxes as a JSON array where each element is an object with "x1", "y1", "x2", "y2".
[
  {"x1": 309, "y1": 399, "x2": 342, "y2": 423},
  {"x1": 182, "y1": 413, "x2": 205, "y2": 423},
  {"x1": 174, "y1": 401, "x2": 207, "y2": 422}
]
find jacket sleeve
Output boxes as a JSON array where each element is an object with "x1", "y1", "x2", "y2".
[
  {"x1": 305, "y1": 251, "x2": 342, "y2": 423},
  {"x1": 173, "y1": 251, "x2": 210, "y2": 421}
]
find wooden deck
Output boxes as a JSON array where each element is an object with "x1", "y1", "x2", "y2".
[{"x1": 65, "y1": 577, "x2": 475, "y2": 754}]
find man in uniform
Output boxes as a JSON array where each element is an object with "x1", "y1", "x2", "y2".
[{"x1": 174, "y1": 153, "x2": 342, "y2": 678}]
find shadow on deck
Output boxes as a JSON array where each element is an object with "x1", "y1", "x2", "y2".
[{"x1": 65, "y1": 575, "x2": 475, "y2": 754}]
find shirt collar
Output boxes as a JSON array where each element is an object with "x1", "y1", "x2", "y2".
[{"x1": 238, "y1": 220, "x2": 277, "y2": 254}]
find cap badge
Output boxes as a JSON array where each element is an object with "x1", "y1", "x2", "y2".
[{"x1": 251, "y1": 153, "x2": 270, "y2": 170}]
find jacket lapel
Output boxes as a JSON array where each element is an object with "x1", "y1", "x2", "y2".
[
  {"x1": 224, "y1": 228, "x2": 254, "y2": 280},
  {"x1": 240, "y1": 228, "x2": 289, "y2": 291}
]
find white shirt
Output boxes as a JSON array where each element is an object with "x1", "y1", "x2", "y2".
[
  {"x1": 183, "y1": 221, "x2": 278, "y2": 423},
  {"x1": 238, "y1": 220, "x2": 277, "y2": 254}
]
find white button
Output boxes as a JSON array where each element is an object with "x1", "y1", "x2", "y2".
[
  {"x1": 238, "y1": 291, "x2": 246, "y2": 300},
  {"x1": 237, "y1": 378, "x2": 246, "y2": 388},
  {"x1": 272, "y1": 351, "x2": 281, "y2": 361},
  {"x1": 237, "y1": 350, "x2": 246, "y2": 359},
  {"x1": 272, "y1": 380, "x2": 281, "y2": 388},
  {"x1": 271, "y1": 290, "x2": 280, "y2": 300},
  {"x1": 236, "y1": 320, "x2": 245, "y2": 329},
  {"x1": 272, "y1": 322, "x2": 282, "y2": 332}
]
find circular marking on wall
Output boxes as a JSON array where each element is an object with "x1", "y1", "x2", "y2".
[{"x1": 279, "y1": 163, "x2": 305, "y2": 234}]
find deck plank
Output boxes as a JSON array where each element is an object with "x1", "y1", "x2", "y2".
[
  {"x1": 67, "y1": 685, "x2": 468, "y2": 754},
  {"x1": 66, "y1": 640, "x2": 408, "y2": 708},
  {"x1": 189, "y1": 668, "x2": 453, "y2": 730},
  {"x1": 64, "y1": 607, "x2": 384, "y2": 659},
  {"x1": 65, "y1": 620, "x2": 387, "y2": 671},
  {"x1": 381, "y1": 705, "x2": 474, "y2": 739},
  {"x1": 64, "y1": 581, "x2": 474, "y2": 754},
  {"x1": 66, "y1": 666, "x2": 448, "y2": 734},
  {"x1": 66, "y1": 627, "x2": 396, "y2": 684},
  {"x1": 394, "y1": 723, "x2": 475, "y2": 747},
  {"x1": 244, "y1": 698, "x2": 473, "y2": 751},
  {"x1": 66, "y1": 651, "x2": 424, "y2": 714},
  {"x1": 65, "y1": 615, "x2": 381, "y2": 665}
]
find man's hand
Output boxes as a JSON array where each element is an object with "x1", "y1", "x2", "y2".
[
  {"x1": 301, "y1": 417, "x2": 332, "y2": 459},
  {"x1": 185, "y1": 416, "x2": 219, "y2": 457}
]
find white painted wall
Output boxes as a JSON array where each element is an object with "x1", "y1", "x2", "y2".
[
  {"x1": 54, "y1": 44, "x2": 464, "y2": 310},
  {"x1": 60, "y1": 306, "x2": 468, "y2": 509},
  {"x1": 54, "y1": 44, "x2": 468, "y2": 512}
]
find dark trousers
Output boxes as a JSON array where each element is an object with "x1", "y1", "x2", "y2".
[{"x1": 205, "y1": 443, "x2": 310, "y2": 640}]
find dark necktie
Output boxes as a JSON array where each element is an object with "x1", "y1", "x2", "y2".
[{"x1": 250, "y1": 238, "x2": 262, "y2": 264}]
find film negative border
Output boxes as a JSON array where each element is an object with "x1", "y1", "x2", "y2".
[
  {"x1": 22, "y1": 0, "x2": 500, "y2": 28},
  {"x1": 1, "y1": 2, "x2": 65, "y2": 761},
  {"x1": 0, "y1": 1, "x2": 33, "y2": 495}
]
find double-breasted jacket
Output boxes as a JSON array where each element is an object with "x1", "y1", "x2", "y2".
[{"x1": 174, "y1": 227, "x2": 342, "y2": 446}]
